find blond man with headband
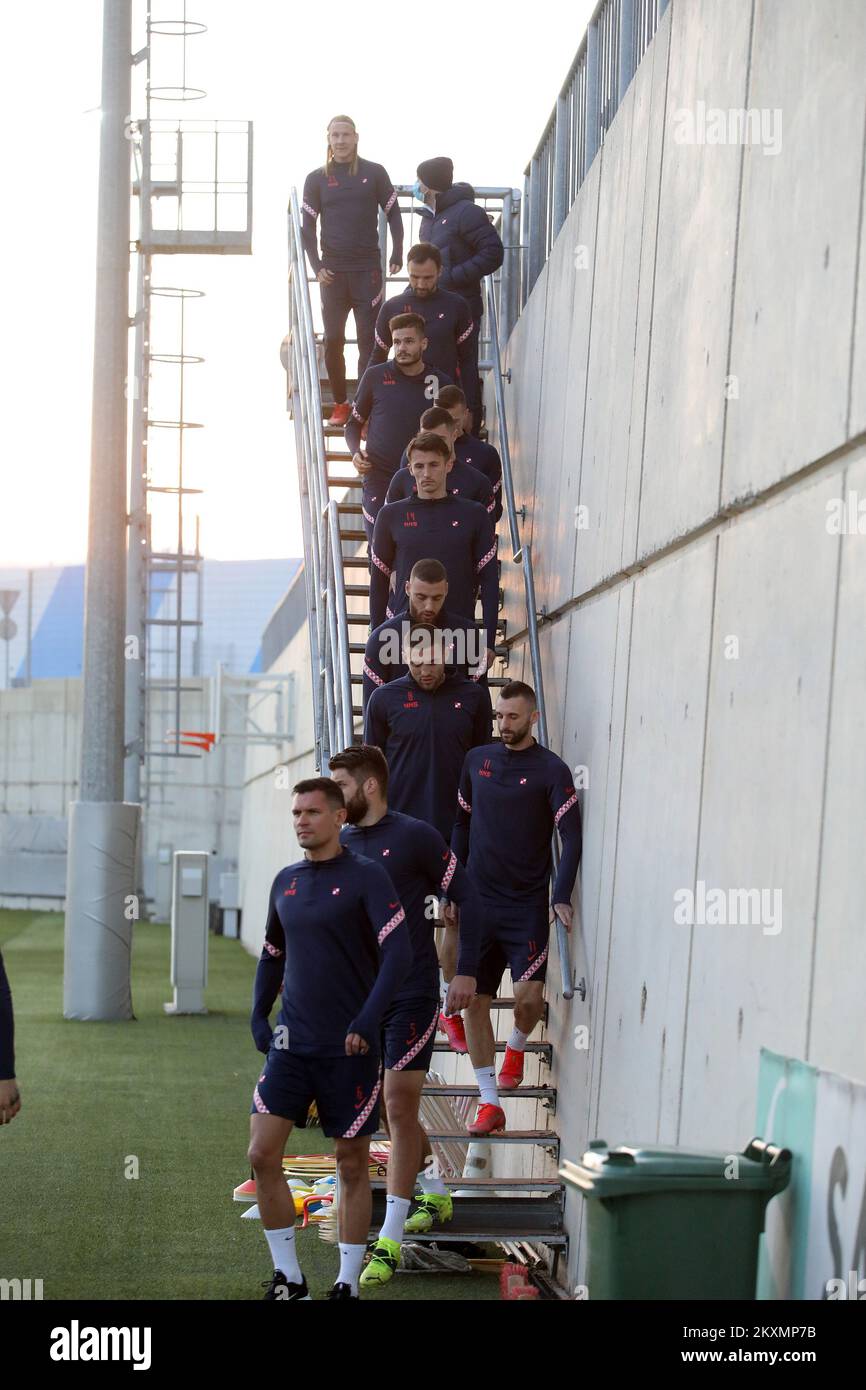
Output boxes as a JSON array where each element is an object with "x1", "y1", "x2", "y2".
[{"x1": 302, "y1": 116, "x2": 404, "y2": 426}]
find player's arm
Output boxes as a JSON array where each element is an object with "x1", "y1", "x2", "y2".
[
  {"x1": 250, "y1": 882, "x2": 285, "y2": 1052},
  {"x1": 362, "y1": 625, "x2": 389, "y2": 709},
  {"x1": 362, "y1": 686, "x2": 389, "y2": 754},
  {"x1": 550, "y1": 773, "x2": 582, "y2": 928},
  {"x1": 347, "y1": 868, "x2": 412, "y2": 1051},
  {"x1": 487, "y1": 443, "x2": 504, "y2": 523},
  {"x1": 369, "y1": 300, "x2": 392, "y2": 367},
  {"x1": 445, "y1": 205, "x2": 504, "y2": 290},
  {"x1": 300, "y1": 175, "x2": 323, "y2": 276},
  {"x1": 377, "y1": 166, "x2": 404, "y2": 270},
  {"x1": 474, "y1": 513, "x2": 499, "y2": 658},
  {"x1": 423, "y1": 828, "x2": 481, "y2": 997},
  {"x1": 368, "y1": 509, "x2": 395, "y2": 631},
  {"x1": 0, "y1": 950, "x2": 20, "y2": 1122},
  {"x1": 345, "y1": 370, "x2": 374, "y2": 459},
  {"x1": 450, "y1": 753, "x2": 474, "y2": 865},
  {"x1": 455, "y1": 303, "x2": 479, "y2": 414}
]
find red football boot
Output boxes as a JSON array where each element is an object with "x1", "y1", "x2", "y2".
[
  {"x1": 497, "y1": 1045, "x2": 525, "y2": 1090},
  {"x1": 468, "y1": 1102, "x2": 507, "y2": 1136},
  {"x1": 329, "y1": 402, "x2": 351, "y2": 427},
  {"x1": 438, "y1": 1011, "x2": 468, "y2": 1054}
]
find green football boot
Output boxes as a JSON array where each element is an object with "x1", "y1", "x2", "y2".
[
  {"x1": 359, "y1": 1236, "x2": 401, "y2": 1288},
  {"x1": 404, "y1": 1191, "x2": 454, "y2": 1234}
]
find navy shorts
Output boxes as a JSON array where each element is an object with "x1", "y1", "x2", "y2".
[
  {"x1": 251, "y1": 1048, "x2": 382, "y2": 1139},
  {"x1": 382, "y1": 994, "x2": 440, "y2": 1072},
  {"x1": 475, "y1": 896, "x2": 551, "y2": 997}
]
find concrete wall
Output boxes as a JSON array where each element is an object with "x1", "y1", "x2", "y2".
[{"x1": 491, "y1": 0, "x2": 866, "y2": 1287}]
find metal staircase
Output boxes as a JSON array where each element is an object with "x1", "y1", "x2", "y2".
[{"x1": 286, "y1": 188, "x2": 577, "y2": 1287}]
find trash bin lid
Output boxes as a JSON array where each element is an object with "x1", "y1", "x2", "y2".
[{"x1": 561, "y1": 1137, "x2": 791, "y2": 1199}]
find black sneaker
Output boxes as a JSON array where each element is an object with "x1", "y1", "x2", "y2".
[
  {"x1": 261, "y1": 1268, "x2": 312, "y2": 1301},
  {"x1": 327, "y1": 1282, "x2": 359, "y2": 1300}
]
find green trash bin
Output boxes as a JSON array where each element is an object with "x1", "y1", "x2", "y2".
[{"x1": 562, "y1": 1136, "x2": 791, "y2": 1300}]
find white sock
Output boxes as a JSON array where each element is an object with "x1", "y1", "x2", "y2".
[
  {"x1": 418, "y1": 1167, "x2": 448, "y2": 1196},
  {"x1": 475, "y1": 1065, "x2": 499, "y2": 1106},
  {"x1": 337, "y1": 1242, "x2": 366, "y2": 1295},
  {"x1": 508, "y1": 1026, "x2": 529, "y2": 1051},
  {"x1": 379, "y1": 1194, "x2": 411, "y2": 1243},
  {"x1": 264, "y1": 1225, "x2": 302, "y2": 1284},
  {"x1": 439, "y1": 972, "x2": 454, "y2": 1017}
]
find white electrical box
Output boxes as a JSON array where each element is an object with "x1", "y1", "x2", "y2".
[
  {"x1": 219, "y1": 871, "x2": 241, "y2": 939},
  {"x1": 164, "y1": 850, "x2": 209, "y2": 1015}
]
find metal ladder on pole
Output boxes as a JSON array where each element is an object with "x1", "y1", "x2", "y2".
[{"x1": 286, "y1": 188, "x2": 575, "y2": 1284}]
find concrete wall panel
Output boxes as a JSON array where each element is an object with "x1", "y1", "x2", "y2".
[
  {"x1": 681, "y1": 476, "x2": 840, "y2": 1148},
  {"x1": 723, "y1": 0, "x2": 866, "y2": 499},
  {"x1": 637, "y1": 0, "x2": 752, "y2": 555}
]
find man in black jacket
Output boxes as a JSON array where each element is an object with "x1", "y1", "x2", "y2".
[{"x1": 415, "y1": 157, "x2": 504, "y2": 428}]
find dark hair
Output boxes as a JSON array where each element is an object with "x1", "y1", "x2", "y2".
[
  {"x1": 407, "y1": 241, "x2": 442, "y2": 269},
  {"x1": 436, "y1": 385, "x2": 467, "y2": 410},
  {"x1": 409, "y1": 558, "x2": 448, "y2": 584},
  {"x1": 388, "y1": 312, "x2": 426, "y2": 335},
  {"x1": 406, "y1": 430, "x2": 450, "y2": 462},
  {"x1": 499, "y1": 680, "x2": 537, "y2": 709},
  {"x1": 419, "y1": 405, "x2": 453, "y2": 431},
  {"x1": 292, "y1": 776, "x2": 346, "y2": 809},
  {"x1": 328, "y1": 745, "x2": 389, "y2": 797}
]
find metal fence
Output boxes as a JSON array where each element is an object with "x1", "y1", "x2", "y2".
[{"x1": 521, "y1": 0, "x2": 667, "y2": 307}]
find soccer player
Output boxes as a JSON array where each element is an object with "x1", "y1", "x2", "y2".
[
  {"x1": 345, "y1": 316, "x2": 452, "y2": 541},
  {"x1": 437, "y1": 385, "x2": 504, "y2": 523},
  {"x1": 415, "y1": 158, "x2": 504, "y2": 428},
  {"x1": 328, "y1": 745, "x2": 480, "y2": 1278},
  {"x1": 368, "y1": 432, "x2": 498, "y2": 663},
  {"x1": 368, "y1": 242, "x2": 478, "y2": 407},
  {"x1": 302, "y1": 115, "x2": 404, "y2": 426},
  {"x1": 363, "y1": 557, "x2": 484, "y2": 709},
  {"x1": 0, "y1": 950, "x2": 20, "y2": 1124},
  {"x1": 248, "y1": 778, "x2": 411, "y2": 1301},
  {"x1": 364, "y1": 623, "x2": 492, "y2": 841},
  {"x1": 386, "y1": 405, "x2": 495, "y2": 513},
  {"x1": 452, "y1": 683, "x2": 582, "y2": 1136}
]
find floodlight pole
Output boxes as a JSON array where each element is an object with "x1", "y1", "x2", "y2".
[{"x1": 64, "y1": 0, "x2": 141, "y2": 1020}]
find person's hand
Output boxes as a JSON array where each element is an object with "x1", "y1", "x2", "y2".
[
  {"x1": 553, "y1": 903, "x2": 573, "y2": 932},
  {"x1": 353, "y1": 451, "x2": 373, "y2": 476},
  {"x1": 442, "y1": 902, "x2": 459, "y2": 929},
  {"x1": 0, "y1": 1078, "x2": 21, "y2": 1123},
  {"x1": 446, "y1": 976, "x2": 476, "y2": 1013},
  {"x1": 345, "y1": 1032, "x2": 370, "y2": 1056},
  {"x1": 317, "y1": 268, "x2": 335, "y2": 286},
  {"x1": 485, "y1": 647, "x2": 496, "y2": 673},
  {"x1": 389, "y1": 260, "x2": 402, "y2": 275}
]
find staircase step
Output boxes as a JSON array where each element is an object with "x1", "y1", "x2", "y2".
[
  {"x1": 373, "y1": 1130, "x2": 559, "y2": 1150},
  {"x1": 433, "y1": 1040, "x2": 551, "y2": 1060},
  {"x1": 338, "y1": 503, "x2": 363, "y2": 516},
  {"x1": 346, "y1": 613, "x2": 371, "y2": 625},
  {"x1": 372, "y1": 1176, "x2": 563, "y2": 1191},
  {"x1": 342, "y1": 556, "x2": 370, "y2": 568},
  {"x1": 344, "y1": 584, "x2": 370, "y2": 597},
  {"x1": 422, "y1": 1084, "x2": 555, "y2": 1100},
  {"x1": 327, "y1": 475, "x2": 362, "y2": 488},
  {"x1": 368, "y1": 1194, "x2": 565, "y2": 1244},
  {"x1": 339, "y1": 529, "x2": 367, "y2": 541}
]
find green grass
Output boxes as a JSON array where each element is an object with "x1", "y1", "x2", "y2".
[{"x1": 0, "y1": 910, "x2": 498, "y2": 1301}]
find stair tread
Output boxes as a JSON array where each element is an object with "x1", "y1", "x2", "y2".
[
  {"x1": 368, "y1": 1195, "x2": 565, "y2": 1242},
  {"x1": 434, "y1": 1040, "x2": 550, "y2": 1055},
  {"x1": 372, "y1": 1130, "x2": 558, "y2": 1144},
  {"x1": 422, "y1": 1084, "x2": 554, "y2": 1099},
  {"x1": 370, "y1": 1176, "x2": 563, "y2": 1191}
]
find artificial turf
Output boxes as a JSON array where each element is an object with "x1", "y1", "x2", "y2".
[{"x1": 0, "y1": 910, "x2": 499, "y2": 1301}]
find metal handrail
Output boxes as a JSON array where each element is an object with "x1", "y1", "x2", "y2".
[
  {"x1": 484, "y1": 280, "x2": 577, "y2": 1002},
  {"x1": 287, "y1": 188, "x2": 354, "y2": 765},
  {"x1": 521, "y1": 0, "x2": 668, "y2": 306}
]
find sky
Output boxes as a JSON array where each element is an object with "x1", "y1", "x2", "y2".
[{"x1": 0, "y1": 0, "x2": 594, "y2": 569}]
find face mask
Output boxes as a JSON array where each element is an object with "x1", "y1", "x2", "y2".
[{"x1": 413, "y1": 179, "x2": 426, "y2": 204}]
